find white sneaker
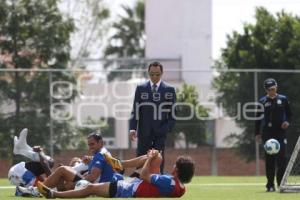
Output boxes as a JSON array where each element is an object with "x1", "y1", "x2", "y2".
[
  {"x1": 13, "y1": 128, "x2": 33, "y2": 155},
  {"x1": 16, "y1": 186, "x2": 41, "y2": 197},
  {"x1": 13, "y1": 128, "x2": 41, "y2": 161}
]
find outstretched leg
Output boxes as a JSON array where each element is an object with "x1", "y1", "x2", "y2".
[{"x1": 37, "y1": 181, "x2": 110, "y2": 198}]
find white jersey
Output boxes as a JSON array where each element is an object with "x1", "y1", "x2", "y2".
[
  {"x1": 8, "y1": 162, "x2": 36, "y2": 187},
  {"x1": 72, "y1": 147, "x2": 111, "y2": 174}
]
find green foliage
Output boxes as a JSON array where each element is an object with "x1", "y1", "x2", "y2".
[
  {"x1": 68, "y1": 0, "x2": 110, "y2": 63},
  {"x1": 213, "y1": 7, "x2": 300, "y2": 160},
  {"x1": 0, "y1": 0, "x2": 76, "y2": 158},
  {"x1": 172, "y1": 83, "x2": 209, "y2": 148},
  {"x1": 103, "y1": 0, "x2": 145, "y2": 81}
]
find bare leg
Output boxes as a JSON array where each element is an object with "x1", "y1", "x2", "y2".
[
  {"x1": 43, "y1": 166, "x2": 77, "y2": 188},
  {"x1": 123, "y1": 153, "x2": 162, "y2": 174},
  {"x1": 53, "y1": 183, "x2": 110, "y2": 198},
  {"x1": 122, "y1": 155, "x2": 148, "y2": 168}
]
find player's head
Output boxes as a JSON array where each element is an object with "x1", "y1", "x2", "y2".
[
  {"x1": 173, "y1": 156, "x2": 195, "y2": 184},
  {"x1": 148, "y1": 61, "x2": 163, "y2": 84},
  {"x1": 87, "y1": 132, "x2": 103, "y2": 154},
  {"x1": 264, "y1": 78, "x2": 277, "y2": 94}
]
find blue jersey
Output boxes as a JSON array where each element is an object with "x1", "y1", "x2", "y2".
[{"x1": 88, "y1": 152, "x2": 123, "y2": 183}]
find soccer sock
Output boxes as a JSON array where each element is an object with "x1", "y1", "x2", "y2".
[
  {"x1": 72, "y1": 162, "x2": 88, "y2": 173},
  {"x1": 37, "y1": 182, "x2": 54, "y2": 198},
  {"x1": 20, "y1": 150, "x2": 41, "y2": 162},
  {"x1": 103, "y1": 153, "x2": 123, "y2": 172}
]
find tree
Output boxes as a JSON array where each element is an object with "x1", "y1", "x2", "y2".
[
  {"x1": 61, "y1": 0, "x2": 110, "y2": 64},
  {"x1": 0, "y1": 0, "x2": 76, "y2": 157},
  {"x1": 103, "y1": 0, "x2": 145, "y2": 81},
  {"x1": 213, "y1": 7, "x2": 300, "y2": 160},
  {"x1": 172, "y1": 83, "x2": 209, "y2": 148}
]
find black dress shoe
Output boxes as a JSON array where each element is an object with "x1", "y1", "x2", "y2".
[{"x1": 266, "y1": 186, "x2": 276, "y2": 192}]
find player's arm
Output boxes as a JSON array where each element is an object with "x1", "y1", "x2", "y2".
[
  {"x1": 83, "y1": 167, "x2": 101, "y2": 183},
  {"x1": 140, "y1": 150, "x2": 159, "y2": 183},
  {"x1": 33, "y1": 146, "x2": 52, "y2": 176},
  {"x1": 282, "y1": 97, "x2": 292, "y2": 129},
  {"x1": 284, "y1": 97, "x2": 292, "y2": 123}
]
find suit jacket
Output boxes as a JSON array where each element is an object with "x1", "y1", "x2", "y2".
[{"x1": 129, "y1": 80, "x2": 176, "y2": 138}]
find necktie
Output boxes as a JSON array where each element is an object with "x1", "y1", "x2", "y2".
[{"x1": 152, "y1": 84, "x2": 157, "y2": 93}]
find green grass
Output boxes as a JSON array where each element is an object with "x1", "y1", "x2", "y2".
[{"x1": 1, "y1": 177, "x2": 300, "y2": 200}]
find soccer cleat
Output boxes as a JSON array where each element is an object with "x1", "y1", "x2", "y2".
[
  {"x1": 17, "y1": 186, "x2": 41, "y2": 197},
  {"x1": 103, "y1": 153, "x2": 123, "y2": 172},
  {"x1": 37, "y1": 181, "x2": 54, "y2": 198},
  {"x1": 15, "y1": 186, "x2": 23, "y2": 196}
]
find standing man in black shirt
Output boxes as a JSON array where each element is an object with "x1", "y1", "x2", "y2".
[{"x1": 255, "y1": 78, "x2": 292, "y2": 192}]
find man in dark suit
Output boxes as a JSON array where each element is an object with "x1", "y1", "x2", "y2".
[{"x1": 129, "y1": 61, "x2": 176, "y2": 173}]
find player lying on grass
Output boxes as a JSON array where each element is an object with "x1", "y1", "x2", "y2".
[
  {"x1": 8, "y1": 128, "x2": 54, "y2": 196},
  {"x1": 18, "y1": 144, "x2": 162, "y2": 197},
  {"x1": 32, "y1": 148, "x2": 160, "y2": 193},
  {"x1": 37, "y1": 150, "x2": 195, "y2": 198},
  {"x1": 10, "y1": 129, "x2": 117, "y2": 196},
  {"x1": 17, "y1": 132, "x2": 123, "y2": 196}
]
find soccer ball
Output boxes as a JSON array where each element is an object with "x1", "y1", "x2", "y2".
[
  {"x1": 74, "y1": 180, "x2": 90, "y2": 190},
  {"x1": 264, "y1": 139, "x2": 280, "y2": 155}
]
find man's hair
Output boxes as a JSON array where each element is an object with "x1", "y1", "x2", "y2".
[
  {"x1": 87, "y1": 132, "x2": 103, "y2": 142},
  {"x1": 175, "y1": 156, "x2": 195, "y2": 184},
  {"x1": 148, "y1": 61, "x2": 163, "y2": 73}
]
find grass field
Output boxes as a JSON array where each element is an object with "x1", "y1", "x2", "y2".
[{"x1": 0, "y1": 176, "x2": 299, "y2": 200}]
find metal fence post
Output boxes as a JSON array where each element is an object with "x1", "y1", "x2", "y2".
[
  {"x1": 49, "y1": 71, "x2": 54, "y2": 157},
  {"x1": 254, "y1": 71, "x2": 260, "y2": 175}
]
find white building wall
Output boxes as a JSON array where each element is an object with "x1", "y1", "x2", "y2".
[
  {"x1": 145, "y1": 0, "x2": 212, "y2": 85},
  {"x1": 215, "y1": 119, "x2": 243, "y2": 148},
  {"x1": 145, "y1": 0, "x2": 243, "y2": 148}
]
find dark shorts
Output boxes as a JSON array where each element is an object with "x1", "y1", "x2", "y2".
[
  {"x1": 109, "y1": 181, "x2": 117, "y2": 197},
  {"x1": 25, "y1": 162, "x2": 45, "y2": 176}
]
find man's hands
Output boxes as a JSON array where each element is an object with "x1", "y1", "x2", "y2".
[
  {"x1": 82, "y1": 155, "x2": 92, "y2": 164},
  {"x1": 33, "y1": 145, "x2": 43, "y2": 152},
  {"x1": 281, "y1": 121, "x2": 290, "y2": 129},
  {"x1": 129, "y1": 130, "x2": 137, "y2": 141},
  {"x1": 147, "y1": 149, "x2": 159, "y2": 159}
]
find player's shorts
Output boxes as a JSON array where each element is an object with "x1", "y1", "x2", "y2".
[
  {"x1": 109, "y1": 179, "x2": 140, "y2": 198},
  {"x1": 25, "y1": 162, "x2": 46, "y2": 176}
]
